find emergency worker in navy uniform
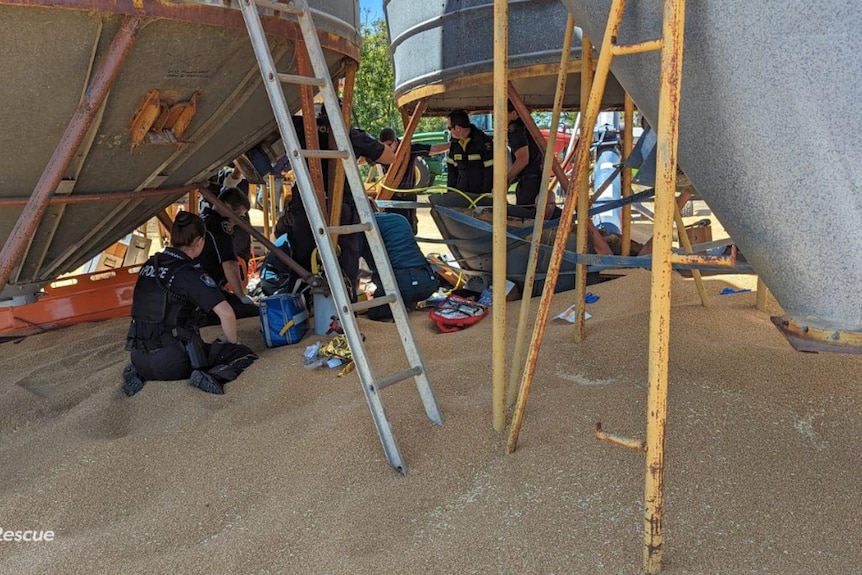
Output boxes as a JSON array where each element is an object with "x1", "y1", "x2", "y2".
[
  {"x1": 199, "y1": 164, "x2": 253, "y2": 264},
  {"x1": 506, "y1": 100, "x2": 549, "y2": 217},
  {"x1": 287, "y1": 110, "x2": 395, "y2": 298},
  {"x1": 198, "y1": 187, "x2": 259, "y2": 320},
  {"x1": 123, "y1": 212, "x2": 258, "y2": 396},
  {"x1": 445, "y1": 110, "x2": 494, "y2": 198},
  {"x1": 359, "y1": 206, "x2": 439, "y2": 322}
]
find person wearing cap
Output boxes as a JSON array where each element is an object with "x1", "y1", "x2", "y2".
[{"x1": 445, "y1": 109, "x2": 494, "y2": 197}]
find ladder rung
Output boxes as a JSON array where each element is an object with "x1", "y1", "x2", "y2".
[
  {"x1": 327, "y1": 223, "x2": 373, "y2": 236},
  {"x1": 611, "y1": 38, "x2": 663, "y2": 56},
  {"x1": 277, "y1": 72, "x2": 326, "y2": 87},
  {"x1": 373, "y1": 367, "x2": 423, "y2": 392},
  {"x1": 253, "y1": 0, "x2": 304, "y2": 16},
  {"x1": 302, "y1": 149, "x2": 350, "y2": 159},
  {"x1": 351, "y1": 294, "x2": 397, "y2": 313}
]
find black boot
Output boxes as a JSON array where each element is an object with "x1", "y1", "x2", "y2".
[
  {"x1": 122, "y1": 364, "x2": 146, "y2": 397},
  {"x1": 189, "y1": 370, "x2": 224, "y2": 395}
]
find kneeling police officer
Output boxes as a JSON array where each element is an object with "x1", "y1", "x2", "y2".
[{"x1": 123, "y1": 211, "x2": 258, "y2": 396}]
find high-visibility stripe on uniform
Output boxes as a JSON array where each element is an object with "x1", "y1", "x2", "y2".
[{"x1": 483, "y1": 159, "x2": 494, "y2": 167}]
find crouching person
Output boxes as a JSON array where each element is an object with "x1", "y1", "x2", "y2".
[
  {"x1": 361, "y1": 209, "x2": 439, "y2": 322},
  {"x1": 122, "y1": 211, "x2": 258, "y2": 396}
]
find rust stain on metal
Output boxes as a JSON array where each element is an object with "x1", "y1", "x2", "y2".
[
  {"x1": 128, "y1": 89, "x2": 162, "y2": 147},
  {"x1": 166, "y1": 91, "x2": 199, "y2": 139},
  {"x1": 772, "y1": 316, "x2": 862, "y2": 354},
  {"x1": 128, "y1": 90, "x2": 200, "y2": 147}
]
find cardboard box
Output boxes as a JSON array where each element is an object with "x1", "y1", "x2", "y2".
[
  {"x1": 686, "y1": 223, "x2": 712, "y2": 248},
  {"x1": 103, "y1": 241, "x2": 127, "y2": 259},
  {"x1": 123, "y1": 234, "x2": 152, "y2": 266},
  {"x1": 95, "y1": 253, "x2": 124, "y2": 272}
]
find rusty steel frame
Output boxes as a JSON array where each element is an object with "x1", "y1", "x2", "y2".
[
  {"x1": 595, "y1": 422, "x2": 646, "y2": 451},
  {"x1": 673, "y1": 200, "x2": 710, "y2": 307},
  {"x1": 296, "y1": 45, "x2": 328, "y2": 221},
  {"x1": 507, "y1": 84, "x2": 574, "y2": 193},
  {"x1": 507, "y1": 15, "x2": 577, "y2": 407},
  {"x1": 756, "y1": 276, "x2": 770, "y2": 312},
  {"x1": 0, "y1": 15, "x2": 145, "y2": 297},
  {"x1": 621, "y1": 94, "x2": 634, "y2": 255},
  {"x1": 491, "y1": 0, "x2": 509, "y2": 433},
  {"x1": 772, "y1": 317, "x2": 862, "y2": 354},
  {"x1": 19, "y1": 19, "x2": 109, "y2": 286},
  {"x1": 377, "y1": 101, "x2": 428, "y2": 201},
  {"x1": 503, "y1": 0, "x2": 688, "y2": 572},
  {"x1": 258, "y1": 183, "x2": 271, "y2": 240},
  {"x1": 573, "y1": 32, "x2": 595, "y2": 343},
  {"x1": 327, "y1": 60, "x2": 357, "y2": 229},
  {"x1": 0, "y1": 184, "x2": 204, "y2": 207},
  {"x1": 643, "y1": 0, "x2": 686, "y2": 571}
]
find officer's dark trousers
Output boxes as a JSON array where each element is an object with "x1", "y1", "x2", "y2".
[
  {"x1": 367, "y1": 265, "x2": 439, "y2": 321},
  {"x1": 515, "y1": 173, "x2": 542, "y2": 208},
  {"x1": 389, "y1": 192, "x2": 418, "y2": 235},
  {"x1": 131, "y1": 339, "x2": 257, "y2": 383},
  {"x1": 289, "y1": 197, "x2": 360, "y2": 295}
]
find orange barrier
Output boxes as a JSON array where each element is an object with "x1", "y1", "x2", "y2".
[{"x1": 0, "y1": 265, "x2": 140, "y2": 338}]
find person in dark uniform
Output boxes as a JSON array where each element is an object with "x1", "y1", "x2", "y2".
[
  {"x1": 287, "y1": 111, "x2": 395, "y2": 298},
  {"x1": 506, "y1": 100, "x2": 548, "y2": 216},
  {"x1": 198, "y1": 165, "x2": 254, "y2": 265},
  {"x1": 218, "y1": 165, "x2": 255, "y2": 265},
  {"x1": 198, "y1": 187, "x2": 259, "y2": 320},
  {"x1": 359, "y1": 207, "x2": 439, "y2": 321},
  {"x1": 445, "y1": 110, "x2": 494, "y2": 198},
  {"x1": 377, "y1": 127, "x2": 450, "y2": 235},
  {"x1": 122, "y1": 212, "x2": 258, "y2": 396}
]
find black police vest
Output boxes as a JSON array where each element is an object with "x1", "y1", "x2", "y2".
[{"x1": 127, "y1": 252, "x2": 196, "y2": 348}]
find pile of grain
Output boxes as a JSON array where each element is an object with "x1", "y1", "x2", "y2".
[{"x1": 2, "y1": 264, "x2": 861, "y2": 574}]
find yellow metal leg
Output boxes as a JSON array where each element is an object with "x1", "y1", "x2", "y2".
[
  {"x1": 644, "y1": 0, "x2": 687, "y2": 572},
  {"x1": 492, "y1": 0, "x2": 509, "y2": 432}
]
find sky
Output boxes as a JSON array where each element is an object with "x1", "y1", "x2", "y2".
[{"x1": 358, "y1": 0, "x2": 385, "y2": 24}]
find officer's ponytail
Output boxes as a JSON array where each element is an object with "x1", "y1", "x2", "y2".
[{"x1": 171, "y1": 211, "x2": 205, "y2": 248}]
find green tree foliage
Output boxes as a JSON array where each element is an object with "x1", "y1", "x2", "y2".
[
  {"x1": 354, "y1": 18, "x2": 397, "y2": 137},
  {"x1": 354, "y1": 16, "x2": 446, "y2": 139}
]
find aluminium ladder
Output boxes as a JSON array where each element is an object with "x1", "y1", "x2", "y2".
[{"x1": 238, "y1": 0, "x2": 442, "y2": 475}]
